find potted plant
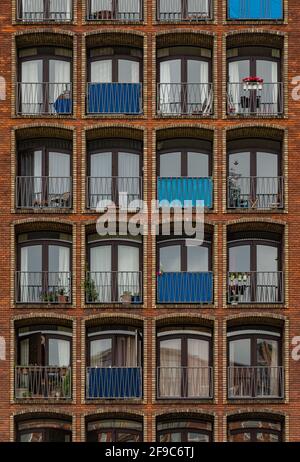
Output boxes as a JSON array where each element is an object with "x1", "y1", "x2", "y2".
[
  {"x1": 58, "y1": 288, "x2": 68, "y2": 304},
  {"x1": 42, "y1": 290, "x2": 56, "y2": 304},
  {"x1": 120, "y1": 291, "x2": 132, "y2": 304},
  {"x1": 242, "y1": 76, "x2": 264, "y2": 91},
  {"x1": 82, "y1": 272, "x2": 99, "y2": 302},
  {"x1": 132, "y1": 292, "x2": 141, "y2": 304},
  {"x1": 229, "y1": 272, "x2": 248, "y2": 303}
]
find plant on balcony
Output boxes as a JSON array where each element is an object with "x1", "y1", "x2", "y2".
[
  {"x1": 242, "y1": 76, "x2": 264, "y2": 91},
  {"x1": 58, "y1": 288, "x2": 68, "y2": 304},
  {"x1": 229, "y1": 272, "x2": 248, "y2": 303},
  {"x1": 41, "y1": 290, "x2": 56, "y2": 303},
  {"x1": 61, "y1": 368, "x2": 71, "y2": 398},
  {"x1": 82, "y1": 271, "x2": 99, "y2": 302}
]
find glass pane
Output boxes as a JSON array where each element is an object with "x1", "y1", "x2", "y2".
[
  {"x1": 49, "y1": 152, "x2": 70, "y2": 177},
  {"x1": 90, "y1": 245, "x2": 111, "y2": 272},
  {"x1": 187, "y1": 152, "x2": 209, "y2": 177},
  {"x1": 20, "y1": 245, "x2": 42, "y2": 302},
  {"x1": 21, "y1": 245, "x2": 42, "y2": 272},
  {"x1": 187, "y1": 246, "x2": 208, "y2": 272},
  {"x1": 228, "y1": 60, "x2": 250, "y2": 83},
  {"x1": 90, "y1": 338, "x2": 112, "y2": 367},
  {"x1": 257, "y1": 245, "x2": 278, "y2": 272},
  {"x1": 90, "y1": 153, "x2": 112, "y2": 207},
  {"x1": 160, "y1": 245, "x2": 181, "y2": 272},
  {"x1": 50, "y1": 0, "x2": 72, "y2": 19},
  {"x1": 160, "y1": 432, "x2": 182, "y2": 442},
  {"x1": 187, "y1": 60, "x2": 208, "y2": 84},
  {"x1": 160, "y1": 60, "x2": 181, "y2": 114},
  {"x1": 159, "y1": 0, "x2": 181, "y2": 17},
  {"x1": 228, "y1": 152, "x2": 251, "y2": 206},
  {"x1": 48, "y1": 245, "x2": 70, "y2": 272},
  {"x1": 118, "y1": 60, "x2": 139, "y2": 83},
  {"x1": 256, "y1": 432, "x2": 279, "y2": 442},
  {"x1": 91, "y1": 60, "x2": 112, "y2": 83},
  {"x1": 118, "y1": 152, "x2": 140, "y2": 205},
  {"x1": 187, "y1": 60, "x2": 209, "y2": 113},
  {"x1": 90, "y1": 245, "x2": 112, "y2": 302},
  {"x1": 229, "y1": 245, "x2": 251, "y2": 272},
  {"x1": 48, "y1": 338, "x2": 70, "y2": 366},
  {"x1": 160, "y1": 152, "x2": 181, "y2": 177},
  {"x1": 229, "y1": 338, "x2": 251, "y2": 367},
  {"x1": 256, "y1": 152, "x2": 278, "y2": 207},
  {"x1": 117, "y1": 432, "x2": 140, "y2": 442},
  {"x1": 229, "y1": 152, "x2": 251, "y2": 177},
  {"x1": 48, "y1": 152, "x2": 70, "y2": 198},
  {"x1": 160, "y1": 338, "x2": 181, "y2": 367},
  {"x1": 187, "y1": 338, "x2": 210, "y2": 397},
  {"x1": 21, "y1": 60, "x2": 43, "y2": 114},
  {"x1": 257, "y1": 339, "x2": 278, "y2": 366},
  {"x1": 257, "y1": 60, "x2": 278, "y2": 84},
  {"x1": 256, "y1": 60, "x2": 278, "y2": 113},
  {"x1": 229, "y1": 432, "x2": 251, "y2": 442},
  {"x1": 115, "y1": 335, "x2": 137, "y2": 367},
  {"x1": 188, "y1": 432, "x2": 209, "y2": 442},
  {"x1": 118, "y1": 245, "x2": 139, "y2": 271},
  {"x1": 20, "y1": 431, "x2": 44, "y2": 442},
  {"x1": 49, "y1": 60, "x2": 71, "y2": 112},
  {"x1": 187, "y1": 338, "x2": 209, "y2": 367},
  {"x1": 160, "y1": 338, "x2": 181, "y2": 397}
]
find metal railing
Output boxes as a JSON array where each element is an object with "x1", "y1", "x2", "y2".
[
  {"x1": 157, "y1": 176, "x2": 213, "y2": 208},
  {"x1": 87, "y1": 176, "x2": 142, "y2": 209},
  {"x1": 15, "y1": 271, "x2": 71, "y2": 304},
  {"x1": 16, "y1": 176, "x2": 72, "y2": 209},
  {"x1": 16, "y1": 82, "x2": 72, "y2": 115},
  {"x1": 157, "y1": 271, "x2": 213, "y2": 304},
  {"x1": 17, "y1": 0, "x2": 73, "y2": 21},
  {"x1": 157, "y1": 83, "x2": 213, "y2": 116},
  {"x1": 86, "y1": 0, "x2": 142, "y2": 20},
  {"x1": 227, "y1": 82, "x2": 283, "y2": 116},
  {"x1": 86, "y1": 366, "x2": 142, "y2": 399},
  {"x1": 228, "y1": 366, "x2": 284, "y2": 399},
  {"x1": 228, "y1": 271, "x2": 284, "y2": 304},
  {"x1": 85, "y1": 271, "x2": 142, "y2": 304},
  {"x1": 227, "y1": 0, "x2": 283, "y2": 20},
  {"x1": 227, "y1": 176, "x2": 284, "y2": 210},
  {"x1": 157, "y1": 366, "x2": 213, "y2": 399},
  {"x1": 15, "y1": 366, "x2": 71, "y2": 399},
  {"x1": 157, "y1": 0, "x2": 212, "y2": 21},
  {"x1": 87, "y1": 82, "x2": 143, "y2": 114}
]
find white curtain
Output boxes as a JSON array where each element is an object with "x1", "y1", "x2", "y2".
[
  {"x1": 90, "y1": 152, "x2": 112, "y2": 208},
  {"x1": 49, "y1": 59, "x2": 71, "y2": 111},
  {"x1": 49, "y1": 152, "x2": 70, "y2": 197},
  {"x1": 118, "y1": 0, "x2": 140, "y2": 19},
  {"x1": 188, "y1": 0, "x2": 209, "y2": 16},
  {"x1": 159, "y1": 0, "x2": 181, "y2": 18},
  {"x1": 228, "y1": 61, "x2": 240, "y2": 113},
  {"x1": 33, "y1": 150, "x2": 42, "y2": 200},
  {"x1": 48, "y1": 339, "x2": 70, "y2": 366},
  {"x1": 20, "y1": 339, "x2": 30, "y2": 366},
  {"x1": 90, "y1": 338, "x2": 112, "y2": 367},
  {"x1": 90, "y1": 0, "x2": 112, "y2": 14},
  {"x1": 50, "y1": 0, "x2": 72, "y2": 20},
  {"x1": 58, "y1": 246, "x2": 70, "y2": 295},
  {"x1": 22, "y1": 0, "x2": 43, "y2": 20},
  {"x1": 160, "y1": 338, "x2": 181, "y2": 397},
  {"x1": 21, "y1": 60, "x2": 43, "y2": 114},
  {"x1": 159, "y1": 60, "x2": 181, "y2": 114},
  {"x1": 20, "y1": 246, "x2": 29, "y2": 303},
  {"x1": 115, "y1": 335, "x2": 137, "y2": 366},
  {"x1": 118, "y1": 60, "x2": 139, "y2": 83},
  {"x1": 118, "y1": 152, "x2": 139, "y2": 207},
  {"x1": 91, "y1": 60, "x2": 112, "y2": 83},
  {"x1": 90, "y1": 245, "x2": 112, "y2": 301},
  {"x1": 118, "y1": 245, "x2": 139, "y2": 300},
  {"x1": 187, "y1": 338, "x2": 209, "y2": 397},
  {"x1": 187, "y1": 246, "x2": 208, "y2": 272},
  {"x1": 187, "y1": 60, "x2": 209, "y2": 113}
]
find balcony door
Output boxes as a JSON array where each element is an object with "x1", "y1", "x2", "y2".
[
  {"x1": 87, "y1": 419, "x2": 142, "y2": 442},
  {"x1": 228, "y1": 239, "x2": 280, "y2": 303},
  {"x1": 159, "y1": 240, "x2": 210, "y2": 273},
  {"x1": 90, "y1": 57, "x2": 140, "y2": 84},
  {"x1": 228, "y1": 147, "x2": 280, "y2": 209},
  {"x1": 89, "y1": 0, "x2": 141, "y2": 20},
  {"x1": 20, "y1": 48, "x2": 71, "y2": 114},
  {"x1": 159, "y1": 0, "x2": 210, "y2": 20},
  {"x1": 158, "y1": 329, "x2": 211, "y2": 398},
  {"x1": 159, "y1": 56, "x2": 209, "y2": 114},
  {"x1": 158, "y1": 420, "x2": 212, "y2": 442},
  {"x1": 89, "y1": 150, "x2": 140, "y2": 208},
  {"x1": 20, "y1": 0, "x2": 72, "y2": 21},
  {"x1": 89, "y1": 241, "x2": 141, "y2": 302},
  {"x1": 228, "y1": 328, "x2": 282, "y2": 398}
]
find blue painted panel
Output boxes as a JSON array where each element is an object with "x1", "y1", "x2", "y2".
[
  {"x1": 228, "y1": 0, "x2": 283, "y2": 20},
  {"x1": 87, "y1": 83, "x2": 141, "y2": 114},
  {"x1": 87, "y1": 367, "x2": 142, "y2": 399},
  {"x1": 157, "y1": 177, "x2": 213, "y2": 208},
  {"x1": 157, "y1": 272, "x2": 213, "y2": 303}
]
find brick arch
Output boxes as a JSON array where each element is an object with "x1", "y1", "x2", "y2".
[
  {"x1": 14, "y1": 124, "x2": 74, "y2": 142},
  {"x1": 85, "y1": 124, "x2": 144, "y2": 142},
  {"x1": 226, "y1": 408, "x2": 287, "y2": 419},
  {"x1": 12, "y1": 312, "x2": 75, "y2": 327},
  {"x1": 155, "y1": 408, "x2": 216, "y2": 419},
  {"x1": 13, "y1": 217, "x2": 74, "y2": 235},
  {"x1": 226, "y1": 124, "x2": 285, "y2": 142},
  {"x1": 225, "y1": 312, "x2": 287, "y2": 329},
  {"x1": 85, "y1": 30, "x2": 144, "y2": 49},
  {"x1": 226, "y1": 29, "x2": 285, "y2": 49},
  {"x1": 156, "y1": 124, "x2": 214, "y2": 142},
  {"x1": 155, "y1": 313, "x2": 215, "y2": 329},
  {"x1": 84, "y1": 313, "x2": 144, "y2": 329},
  {"x1": 156, "y1": 29, "x2": 214, "y2": 49},
  {"x1": 15, "y1": 29, "x2": 74, "y2": 48},
  {"x1": 13, "y1": 409, "x2": 73, "y2": 420}
]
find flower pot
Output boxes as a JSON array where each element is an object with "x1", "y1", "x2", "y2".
[
  {"x1": 58, "y1": 295, "x2": 68, "y2": 304},
  {"x1": 121, "y1": 293, "x2": 132, "y2": 304}
]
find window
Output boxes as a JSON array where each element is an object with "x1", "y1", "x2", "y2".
[
  {"x1": 228, "y1": 418, "x2": 283, "y2": 442},
  {"x1": 17, "y1": 418, "x2": 72, "y2": 442},
  {"x1": 17, "y1": 0, "x2": 73, "y2": 22},
  {"x1": 87, "y1": 418, "x2": 142, "y2": 442},
  {"x1": 158, "y1": 0, "x2": 212, "y2": 21},
  {"x1": 157, "y1": 418, "x2": 212, "y2": 442},
  {"x1": 87, "y1": 0, "x2": 142, "y2": 21},
  {"x1": 227, "y1": 327, "x2": 283, "y2": 398},
  {"x1": 157, "y1": 327, "x2": 212, "y2": 398}
]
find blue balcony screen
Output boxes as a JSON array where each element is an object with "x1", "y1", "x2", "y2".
[
  {"x1": 87, "y1": 83, "x2": 141, "y2": 114},
  {"x1": 157, "y1": 272, "x2": 213, "y2": 303},
  {"x1": 228, "y1": 0, "x2": 283, "y2": 20},
  {"x1": 157, "y1": 177, "x2": 213, "y2": 208},
  {"x1": 87, "y1": 367, "x2": 142, "y2": 399}
]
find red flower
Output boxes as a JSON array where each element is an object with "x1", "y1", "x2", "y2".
[{"x1": 242, "y1": 76, "x2": 264, "y2": 84}]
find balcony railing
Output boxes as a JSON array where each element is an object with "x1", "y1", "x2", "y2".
[
  {"x1": 157, "y1": 366, "x2": 213, "y2": 399},
  {"x1": 15, "y1": 366, "x2": 72, "y2": 399},
  {"x1": 85, "y1": 271, "x2": 142, "y2": 304},
  {"x1": 227, "y1": 82, "x2": 283, "y2": 116},
  {"x1": 157, "y1": 177, "x2": 213, "y2": 208},
  {"x1": 157, "y1": 0, "x2": 212, "y2": 21},
  {"x1": 227, "y1": 0, "x2": 283, "y2": 20},
  {"x1": 16, "y1": 82, "x2": 72, "y2": 115},
  {"x1": 17, "y1": 0, "x2": 73, "y2": 22},
  {"x1": 157, "y1": 272, "x2": 213, "y2": 304},
  {"x1": 228, "y1": 271, "x2": 284, "y2": 304},
  {"x1": 157, "y1": 83, "x2": 213, "y2": 116},
  {"x1": 16, "y1": 176, "x2": 72, "y2": 209},
  {"x1": 87, "y1": 0, "x2": 142, "y2": 21},
  {"x1": 87, "y1": 176, "x2": 142, "y2": 209},
  {"x1": 87, "y1": 82, "x2": 142, "y2": 115},
  {"x1": 228, "y1": 366, "x2": 284, "y2": 399},
  {"x1": 15, "y1": 271, "x2": 71, "y2": 304},
  {"x1": 86, "y1": 366, "x2": 142, "y2": 399},
  {"x1": 227, "y1": 176, "x2": 284, "y2": 210}
]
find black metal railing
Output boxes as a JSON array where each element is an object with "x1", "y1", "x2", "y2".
[
  {"x1": 228, "y1": 366, "x2": 284, "y2": 399},
  {"x1": 85, "y1": 271, "x2": 142, "y2": 304},
  {"x1": 87, "y1": 0, "x2": 142, "y2": 20},
  {"x1": 15, "y1": 366, "x2": 72, "y2": 399},
  {"x1": 87, "y1": 176, "x2": 142, "y2": 209},
  {"x1": 157, "y1": 83, "x2": 213, "y2": 116},
  {"x1": 157, "y1": 366, "x2": 213, "y2": 399},
  {"x1": 87, "y1": 82, "x2": 142, "y2": 114},
  {"x1": 228, "y1": 271, "x2": 284, "y2": 304},
  {"x1": 157, "y1": 271, "x2": 213, "y2": 304},
  {"x1": 16, "y1": 176, "x2": 72, "y2": 209},
  {"x1": 86, "y1": 366, "x2": 142, "y2": 399},
  {"x1": 157, "y1": 0, "x2": 212, "y2": 21},
  {"x1": 16, "y1": 82, "x2": 72, "y2": 115},
  {"x1": 227, "y1": 176, "x2": 284, "y2": 210},
  {"x1": 227, "y1": 82, "x2": 283, "y2": 116},
  {"x1": 17, "y1": 0, "x2": 73, "y2": 21},
  {"x1": 15, "y1": 271, "x2": 71, "y2": 304}
]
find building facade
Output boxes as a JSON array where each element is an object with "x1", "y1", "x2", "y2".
[{"x1": 0, "y1": 0, "x2": 300, "y2": 442}]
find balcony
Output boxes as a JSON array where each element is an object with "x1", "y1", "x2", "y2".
[
  {"x1": 227, "y1": 82, "x2": 283, "y2": 116},
  {"x1": 86, "y1": 366, "x2": 142, "y2": 399},
  {"x1": 16, "y1": 83, "x2": 72, "y2": 115},
  {"x1": 228, "y1": 271, "x2": 284, "y2": 304},
  {"x1": 227, "y1": 176, "x2": 284, "y2": 210},
  {"x1": 17, "y1": 0, "x2": 73, "y2": 22},
  {"x1": 87, "y1": 0, "x2": 142, "y2": 21},
  {"x1": 228, "y1": 366, "x2": 284, "y2": 399},
  {"x1": 227, "y1": 0, "x2": 283, "y2": 20},
  {"x1": 157, "y1": 83, "x2": 213, "y2": 116},
  {"x1": 157, "y1": 272, "x2": 213, "y2": 304},
  {"x1": 15, "y1": 366, "x2": 71, "y2": 399},
  {"x1": 157, "y1": 177, "x2": 213, "y2": 208},
  {"x1": 85, "y1": 271, "x2": 142, "y2": 304},
  {"x1": 87, "y1": 176, "x2": 142, "y2": 209},
  {"x1": 87, "y1": 83, "x2": 142, "y2": 115},
  {"x1": 157, "y1": 0, "x2": 212, "y2": 21},
  {"x1": 15, "y1": 271, "x2": 71, "y2": 304},
  {"x1": 157, "y1": 366, "x2": 213, "y2": 399},
  {"x1": 16, "y1": 176, "x2": 72, "y2": 209}
]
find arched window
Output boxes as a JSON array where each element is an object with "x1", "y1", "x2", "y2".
[
  {"x1": 17, "y1": 417, "x2": 72, "y2": 442},
  {"x1": 157, "y1": 417, "x2": 213, "y2": 442},
  {"x1": 87, "y1": 417, "x2": 143, "y2": 442},
  {"x1": 228, "y1": 417, "x2": 283, "y2": 442}
]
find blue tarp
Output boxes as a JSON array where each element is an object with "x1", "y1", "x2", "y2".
[
  {"x1": 228, "y1": 0, "x2": 283, "y2": 19},
  {"x1": 87, "y1": 83, "x2": 142, "y2": 114},
  {"x1": 87, "y1": 367, "x2": 142, "y2": 399},
  {"x1": 157, "y1": 272, "x2": 213, "y2": 303},
  {"x1": 157, "y1": 177, "x2": 213, "y2": 208}
]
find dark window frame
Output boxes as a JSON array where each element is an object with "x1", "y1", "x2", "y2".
[
  {"x1": 158, "y1": 142, "x2": 212, "y2": 177},
  {"x1": 228, "y1": 418, "x2": 283, "y2": 442},
  {"x1": 88, "y1": 49, "x2": 143, "y2": 84},
  {"x1": 157, "y1": 418, "x2": 213, "y2": 442},
  {"x1": 157, "y1": 238, "x2": 213, "y2": 272}
]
